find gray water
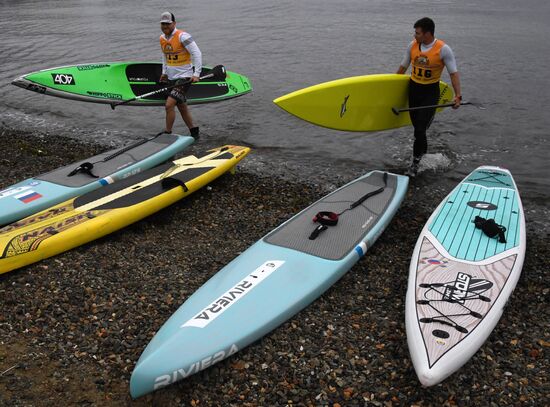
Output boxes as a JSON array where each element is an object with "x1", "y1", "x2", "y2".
[{"x1": 1, "y1": 0, "x2": 549, "y2": 225}]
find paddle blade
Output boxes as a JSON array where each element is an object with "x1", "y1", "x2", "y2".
[{"x1": 209, "y1": 65, "x2": 226, "y2": 81}]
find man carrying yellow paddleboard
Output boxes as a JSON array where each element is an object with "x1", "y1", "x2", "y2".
[
  {"x1": 396, "y1": 17, "x2": 462, "y2": 176},
  {"x1": 159, "y1": 11, "x2": 202, "y2": 138}
]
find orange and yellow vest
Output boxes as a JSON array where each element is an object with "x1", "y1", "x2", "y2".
[
  {"x1": 160, "y1": 29, "x2": 191, "y2": 66},
  {"x1": 410, "y1": 39, "x2": 445, "y2": 84}
]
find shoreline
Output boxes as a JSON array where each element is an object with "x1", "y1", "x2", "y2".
[{"x1": 0, "y1": 127, "x2": 547, "y2": 406}]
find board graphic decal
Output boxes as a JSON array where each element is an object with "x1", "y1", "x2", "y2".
[{"x1": 415, "y1": 237, "x2": 517, "y2": 367}]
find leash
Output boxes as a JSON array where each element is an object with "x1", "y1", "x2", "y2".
[{"x1": 309, "y1": 173, "x2": 388, "y2": 240}]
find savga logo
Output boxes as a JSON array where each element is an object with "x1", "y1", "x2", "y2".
[{"x1": 51, "y1": 73, "x2": 76, "y2": 85}]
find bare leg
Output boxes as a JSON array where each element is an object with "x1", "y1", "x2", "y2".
[
  {"x1": 176, "y1": 103, "x2": 195, "y2": 130},
  {"x1": 165, "y1": 96, "x2": 178, "y2": 133}
]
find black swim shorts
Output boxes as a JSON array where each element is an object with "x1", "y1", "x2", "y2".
[{"x1": 167, "y1": 80, "x2": 192, "y2": 104}]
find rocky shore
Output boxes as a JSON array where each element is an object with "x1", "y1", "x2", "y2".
[{"x1": 0, "y1": 127, "x2": 547, "y2": 406}]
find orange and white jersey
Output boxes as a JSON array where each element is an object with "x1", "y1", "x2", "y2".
[
  {"x1": 400, "y1": 38, "x2": 457, "y2": 84},
  {"x1": 160, "y1": 27, "x2": 202, "y2": 80}
]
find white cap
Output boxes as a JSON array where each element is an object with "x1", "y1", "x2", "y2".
[{"x1": 160, "y1": 12, "x2": 175, "y2": 24}]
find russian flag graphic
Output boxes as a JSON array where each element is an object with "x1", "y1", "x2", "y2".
[{"x1": 15, "y1": 190, "x2": 43, "y2": 204}]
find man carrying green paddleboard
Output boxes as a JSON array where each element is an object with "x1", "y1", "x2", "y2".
[
  {"x1": 396, "y1": 17, "x2": 462, "y2": 176},
  {"x1": 159, "y1": 11, "x2": 201, "y2": 138}
]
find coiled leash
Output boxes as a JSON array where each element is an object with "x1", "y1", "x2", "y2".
[
  {"x1": 473, "y1": 215, "x2": 507, "y2": 243},
  {"x1": 309, "y1": 173, "x2": 388, "y2": 240}
]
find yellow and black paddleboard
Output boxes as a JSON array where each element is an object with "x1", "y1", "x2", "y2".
[
  {"x1": 273, "y1": 74, "x2": 453, "y2": 132},
  {"x1": 0, "y1": 145, "x2": 250, "y2": 275}
]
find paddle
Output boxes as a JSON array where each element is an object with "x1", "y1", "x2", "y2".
[
  {"x1": 110, "y1": 65, "x2": 226, "y2": 110},
  {"x1": 391, "y1": 101, "x2": 485, "y2": 115},
  {"x1": 160, "y1": 146, "x2": 230, "y2": 180},
  {"x1": 67, "y1": 131, "x2": 176, "y2": 178}
]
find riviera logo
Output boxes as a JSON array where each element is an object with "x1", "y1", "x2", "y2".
[
  {"x1": 181, "y1": 260, "x2": 284, "y2": 329},
  {"x1": 153, "y1": 344, "x2": 239, "y2": 390}
]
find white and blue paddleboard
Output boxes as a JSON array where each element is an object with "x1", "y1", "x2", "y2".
[
  {"x1": 0, "y1": 133, "x2": 194, "y2": 226},
  {"x1": 406, "y1": 166, "x2": 525, "y2": 386},
  {"x1": 130, "y1": 170, "x2": 408, "y2": 398}
]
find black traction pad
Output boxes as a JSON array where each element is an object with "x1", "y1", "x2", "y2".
[
  {"x1": 73, "y1": 162, "x2": 175, "y2": 208},
  {"x1": 125, "y1": 64, "x2": 228, "y2": 101},
  {"x1": 89, "y1": 167, "x2": 214, "y2": 210}
]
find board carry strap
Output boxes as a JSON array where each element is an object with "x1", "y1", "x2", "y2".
[
  {"x1": 160, "y1": 173, "x2": 190, "y2": 192},
  {"x1": 309, "y1": 172, "x2": 388, "y2": 240}
]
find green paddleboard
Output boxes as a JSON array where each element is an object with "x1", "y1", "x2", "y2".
[{"x1": 12, "y1": 62, "x2": 252, "y2": 106}]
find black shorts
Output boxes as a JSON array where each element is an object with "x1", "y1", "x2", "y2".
[{"x1": 166, "y1": 80, "x2": 192, "y2": 104}]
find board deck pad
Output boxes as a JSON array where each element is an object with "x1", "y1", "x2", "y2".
[
  {"x1": 126, "y1": 65, "x2": 232, "y2": 101},
  {"x1": 428, "y1": 172, "x2": 521, "y2": 261},
  {"x1": 406, "y1": 166, "x2": 525, "y2": 386},
  {"x1": 265, "y1": 172, "x2": 396, "y2": 259},
  {"x1": 12, "y1": 63, "x2": 252, "y2": 106},
  {"x1": 81, "y1": 167, "x2": 214, "y2": 210}
]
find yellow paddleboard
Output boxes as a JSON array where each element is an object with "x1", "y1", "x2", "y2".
[
  {"x1": 273, "y1": 74, "x2": 453, "y2": 132},
  {"x1": 0, "y1": 145, "x2": 250, "y2": 275}
]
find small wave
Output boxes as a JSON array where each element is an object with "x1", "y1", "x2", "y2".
[
  {"x1": 417, "y1": 153, "x2": 453, "y2": 174},
  {"x1": 0, "y1": 110, "x2": 126, "y2": 148}
]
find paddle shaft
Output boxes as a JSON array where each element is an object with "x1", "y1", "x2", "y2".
[
  {"x1": 101, "y1": 132, "x2": 167, "y2": 162},
  {"x1": 392, "y1": 101, "x2": 476, "y2": 115},
  {"x1": 67, "y1": 132, "x2": 172, "y2": 177},
  {"x1": 110, "y1": 65, "x2": 226, "y2": 110},
  {"x1": 160, "y1": 146, "x2": 230, "y2": 179}
]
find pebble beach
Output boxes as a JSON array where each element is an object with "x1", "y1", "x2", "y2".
[{"x1": 0, "y1": 126, "x2": 548, "y2": 406}]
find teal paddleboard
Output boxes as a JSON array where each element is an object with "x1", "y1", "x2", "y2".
[{"x1": 130, "y1": 170, "x2": 408, "y2": 397}]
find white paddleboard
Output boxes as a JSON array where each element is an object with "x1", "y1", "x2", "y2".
[{"x1": 406, "y1": 166, "x2": 526, "y2": 386}]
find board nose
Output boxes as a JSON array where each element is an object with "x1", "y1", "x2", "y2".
[{"x1": 11, "y1": 76, "x2": 27, "y2": 88}]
